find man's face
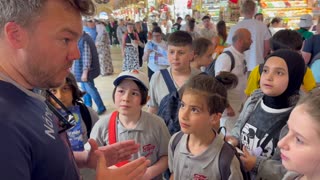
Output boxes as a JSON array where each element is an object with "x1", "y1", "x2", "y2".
[
  {"x1": 203, "y1": 19, "x2": 210, "y2": 28},
  {"x1": 20, "y1": 0, "x2": 82, "y2": 88},
  {"x1": 255, "y1": 14, "x2": 263, "y2": 22},
  {"x1": 241, "y1": 31, "x2": 252, "y2": 51}
]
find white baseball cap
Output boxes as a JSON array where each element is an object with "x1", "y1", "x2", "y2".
[
  {"x1": 298, "y1": 14, "x2": 313, "y2": 28},
  {"x1": 113, "y1": 70, "x2": 149, "y2": 90}
]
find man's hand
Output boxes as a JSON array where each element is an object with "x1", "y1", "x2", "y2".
[
  {"x1": 95, "y1": 151, "x2": 150, "y2": 180},
  {"x1": 240, "y1": 147, "x2": 257, "y2": 171},
  {"x1": 85, "y1": 139, "x2": 140, "y2": 169}
]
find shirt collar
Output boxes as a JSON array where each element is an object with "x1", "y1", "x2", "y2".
[
  {"x1": 116, "y1": 111, "x2": 145, "y2": 134},
  {"x1": 178, "y1": 132, "x2": 225, "y2": 168},
  {"x1": 0, "y1": 72, "x2": 46, "y2": 101}
]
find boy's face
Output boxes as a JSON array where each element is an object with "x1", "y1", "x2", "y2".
[
  {"x1": 168, "y1": 45, "x2": 194, "y2": 72},
  {"x1": 114, "y1": 79, "x2": 143, "y2": 116},
  {"x1": 179, "y1": 90, "x2": 215, "y2": 135},
  {"x1": 260, "y1": 56, "x2": 289, "y2": 97},
  {"x1": 49, "y1": 83, "x2": 73, "y2": 108},
  {"x1": 152, "y1": 32, "x2": 162, "y2": 43},
  {"x1": 278, "y1": 105, "x2": 320, "y2": 176}
]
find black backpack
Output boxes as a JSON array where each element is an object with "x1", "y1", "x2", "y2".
[
  {"x1": 171, "y1": 131, "x2": 250, "y2": 180},
  {"x1": 75, "y1": 101, "x2": 92, "y2": 138},
  {"x1": 206, "y1": 50, "x2": 236, "y2": 77},
  {"x1": 308, "y1": 51, "x2": 320, "y2": 67},
  {"x1": 157, "y1": 69, "x2": 181, "y2": 135}
]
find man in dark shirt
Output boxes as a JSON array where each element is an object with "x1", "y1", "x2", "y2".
[
  {"x1": 0, "y1": 0, "x2": 149, "y2": 180},
  {"x1": 172, "y1": 17, "x2": 182, "y2": 32}
]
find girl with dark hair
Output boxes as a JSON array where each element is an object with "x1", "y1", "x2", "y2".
[
  {"x1": 214, "y1": 20, "x2": 228, "y2": 56},
  {"x1": 47, "y1": 73, "x2": 99, "y2": 151}
]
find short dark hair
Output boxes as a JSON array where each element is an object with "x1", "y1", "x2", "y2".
[
  {"x1": 152, "y1": 26, "x2": 162, "y2": 34},
  {"x1": 152, "y1": 22, "x2": 158, "y2": 27},
  {"x1": 202, "y1": 15, "x2": 210, "y2": 21},
  {"x1": 177, "y1": 17, "x2": 182, "y2": 21},
  {"x1": 271, "y1": 17, "x2": 282, "y2": 25},
  {"x1": 254, "y1": 13, "x2": 263, "y2": 19},
  {"x1": 112, "y1": 80, "x2": 148, "y2": 106},
  {"x1": 167, "y1": 31, "x2": 193, "y2": 47},
  {"x1": 270, "y1": 29, "x2": 302, "y2": 51},
  {"x1": 179, "y1": 73, "x2": 238, "y2": 114}
]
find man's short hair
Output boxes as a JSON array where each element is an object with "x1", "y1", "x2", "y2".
[
  {"x1": 177, "y1": 17, "x2": 183, "y2": 21},
  {"x1": 254, "y1": 13, "x2": 263, "y2": 19},
  {"x1": 241, "y1": 0, "x2": 256, "y2": 15},
  {"x1": 270, "y1": 29, "x2": 302, "y2": 51},
  {"x1": 0, "y1": 0, "x2": 95, "y2": 34},
  {"x1": 167, "y1": 31, "x2": 193, "y2": 47},
  {"x1": 202, "y1": 15, "x2": 210, "y2": 21},
  {"x1": 152, "y1": 26, "x2": 162, "y2": 34}
]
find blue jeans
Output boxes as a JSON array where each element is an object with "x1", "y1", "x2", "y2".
[{"x1": 80, "y1": 80, "x2": 106, "y2": 113}]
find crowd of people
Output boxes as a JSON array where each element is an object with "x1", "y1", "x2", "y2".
[{"x1": 1, "y1": 0, "x2": 320, "y2": 180}]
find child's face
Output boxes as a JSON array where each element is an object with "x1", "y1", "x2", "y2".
[
  {"x1": 260, "y1": 56, "x2": 289, "y2": 96},
  {"x1": 278, "y1": 105, "x2": 320, "y2": 175},
  {"x1": 196, "y1": 45, "x2": 214, "y2": 67},
  {"x1": 168, "y1": 45, "x2": 194, "y2": 72},
  {"x1": 152, "y1": 32, "x2": 162, "y2": 43},
  {"x1": 49, "y1": 83, "x2": 73, "y2": 108},
  {"x1": 114, "y1": 79, "x2": 143, "y2": 116},
  {"x1": 179, "y1": 90, "x2": 215, "y2": 135}
]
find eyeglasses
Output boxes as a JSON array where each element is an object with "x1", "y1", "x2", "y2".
[
  {"x1": 45, "y1": 90, "x2": 76, "y2": 134},
  {"x1": 152, "y1": 34, "x2": 161, "y2": 37}
]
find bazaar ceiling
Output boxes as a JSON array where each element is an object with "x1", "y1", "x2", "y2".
[{"x1": 94, "y1": 0, "x2": 145, "y2": 13}]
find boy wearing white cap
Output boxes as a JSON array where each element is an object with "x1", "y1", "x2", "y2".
[
  {"x1": 89, "y1": 70, "x2": 171, "y2": 180},
  {"x1": 297, "y1": 14, "x2": 313, "y2": 40}
]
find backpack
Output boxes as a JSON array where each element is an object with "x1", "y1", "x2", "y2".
[
  {"x1": 75, "y1": 101, "x2": 92, "y2": 139},
  {"x1": 205, "y1": 50, "x2": 235, "y2": 77},
  {"x1": 157, "y1": 69, "x2": 181, "y2": 135},
  {"x1": 171, "y1": 131, "x2": 250, "y2": 180},
  {"x1": 309, "y1": 51, "x2": 320, "y2": 67}
]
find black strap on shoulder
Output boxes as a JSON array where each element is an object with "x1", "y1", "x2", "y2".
[
  {"x1": 219, "y1": 142, "x2": 234, "y2": 180},
  {"x1": 160, "y1": 69, "x2": 176, "y2": 93},
  {"x1": 258, "y1": 63, "x2": 264, "y2": 75},
  {"x1": 76, "y1": 102, "x2": 92, "y2": 138},
  {"x1": 309, "y1": 51, "x2": 320, "y2": 67},
  {"x1": 223, "y1": 50, "x2": 235, "y2": 72},
  {"x1": 170, "y1": 131, "x2": 184, "y2": 157},
  {"x1": 260, "y1": 119, "x2": 287, "y2": 150}
]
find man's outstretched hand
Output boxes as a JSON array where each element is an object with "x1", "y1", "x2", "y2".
[
  {"x1": 95, "y1": 151, "x2": 150, "y2": 180},
  {"x1": 86, "y1": 139, "x2": 140, "y2": 168}
]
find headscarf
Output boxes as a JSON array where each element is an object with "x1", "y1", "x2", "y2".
[{"x1": 262, "y1": 49, "x2": 305, "y2": 108}]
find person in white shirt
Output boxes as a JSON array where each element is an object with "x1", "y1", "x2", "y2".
[
  {"x1": 227, "y1": 0, "x2": 271, "y2": 73},
  {"x1": 215, "y1": 28, "x2": 252, "y2": 134}
]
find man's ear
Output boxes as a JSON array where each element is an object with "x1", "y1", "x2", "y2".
[{"x1": 4, "y1": 22, "x2": 27, "y2": 48}]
